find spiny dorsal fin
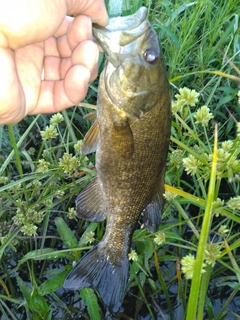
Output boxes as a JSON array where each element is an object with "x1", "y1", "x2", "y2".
[
  {"x1": 111, "y1": 118, "x2": 134, "y2": 159},
  {"x1": 76, "y1": 176, "x2": 107, "y2": 222},
  {"x1": 81, "y1": 120, "x2": 100, "y2": 155},
  {"x1": 84, "y1": 111, "x2": 97, "y2": 122}
]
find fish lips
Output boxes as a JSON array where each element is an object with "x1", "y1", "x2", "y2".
[{"x1": 93, "y1": 7, "x2": 149, "y2": 68}]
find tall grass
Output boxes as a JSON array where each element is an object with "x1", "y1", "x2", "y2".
[{"x1": 0, "y1": 0, "x2": 240, "y2": 319}]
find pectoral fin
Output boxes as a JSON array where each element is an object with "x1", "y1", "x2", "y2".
[
  {"x1": 76, "y1": 176, "x2": 107, "y2": 222},
  {"x1": 81, "y1": 120, "x2": 100, "y2": 155},
  {"x1": 111, "y1": 118, "x2": 134, "y2": 159}
]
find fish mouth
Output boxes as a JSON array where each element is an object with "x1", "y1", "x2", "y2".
[{"x1": 93, "y1": 7, "x2": 149, "y2": 67}]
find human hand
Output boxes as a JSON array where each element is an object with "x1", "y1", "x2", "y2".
[{"x1": 0, "y1": 0, "x2": 108, "y2": 124}]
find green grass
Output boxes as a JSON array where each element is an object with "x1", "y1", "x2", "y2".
[{"x1": 1, "y1": 0, "x2": 240, "y2": 319}]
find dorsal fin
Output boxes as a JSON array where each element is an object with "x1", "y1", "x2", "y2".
[
  {"x1": 76, "y1": 177, "x2": 107, "y2": 222},
  {"x1": 84, "y1": 111, "x2": 97, "y2": 122},
  {"x1": 81, "y1": 120, "x2": 100, "y2": 155}
]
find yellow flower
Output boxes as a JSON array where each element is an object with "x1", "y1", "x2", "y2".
[
  {"x1": 212, "y1": 198, "x2": 224, "y2": 217},
  {"x1": 175, "y1": 87, "x2": 200, "y2": 107},
  {"x1": 67, "y1": 207, "x2": 77, "y2": 220},
  {"x1": 221, "y1": 140, "x2": 233, "y2": 152},
  {"x1": 0, "y1": 177, "x2": 8, "y2": 184},
  {"x1": 37, "y1": 159, "x2": 51, "y2": 172},
  {"x1": 205, "y1": 243, "x2": 221, "y2": 267},
  {"x1": 227, "y1": 196, "x2": 240, "y2": 210},
  {"x1": 128, "y1": 249, "x2": 138, "y2": 261},
  {"x1": 218, "y1": 225, "x2": 229, "y2": 236},
  {"x1": 74, "y1": 140, "x2": 83, "y2": 153},
  {"x1": 170, "y1": 149, "x2": 184, "y2": 168},
  {"x1": 183, "y1": 154, "x2": 201, "y2": 175},
  {"x1": 237, "y1": 122, "x2": 240, "y2": 138},
  {"x1": 50, "y1": 113, "x2": 63, "y2": 126},
  {"x1": 194, "y1": 105, "x2": 213, "y2": 127},
  {"x1": 163, "y1": 191, "x2": 177, "y2": 202},
  {"x1": 20, "y1": 224, "x2": 38, "y2": 237},
  {"x1": 85, "y1": 231, "x2": 95, "y2": 244},
  {"x1": 172, "y1": 100, "x2": 185, "y2": 113},
  {"x1": 59, "y1": 153, "x2": 79, "y2": 174},
  {"x1": 154, "y1": 231, "x2": 166, "y2": 246},
  {"x1": 40, "y1": 125, "x2": 58, "y2": 140},
  {"x1": 181, "y1": 254, "x2": 206, "y2": 279}
]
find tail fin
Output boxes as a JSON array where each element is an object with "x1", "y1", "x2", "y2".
[{"x1": 63, "y1": 242, "x2": 129, "y2": 314}]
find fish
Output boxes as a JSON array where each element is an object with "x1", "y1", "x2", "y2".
[{"x1": 63, "y1": 6, "x2": 171, "y2": 316}]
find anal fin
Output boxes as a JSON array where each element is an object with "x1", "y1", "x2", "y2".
[
  {"x1": 143, "y1": 181, "x2": 165, "y2": 232},
  {"x1": 76, "y1": 176, "x2": 107, "y2": 222}
]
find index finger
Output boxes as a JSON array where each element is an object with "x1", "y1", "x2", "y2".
[{"x1": 67, "y1": 0, "x2": 109, "y2": 26}]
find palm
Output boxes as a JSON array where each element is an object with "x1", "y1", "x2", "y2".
[{"x1": 0, "y1": 0, "x2": 108, "y2": 124}]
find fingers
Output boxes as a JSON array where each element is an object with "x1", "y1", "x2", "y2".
[
  {"x1": 44, "y1": 39, "x2": 98, "y2": 82},
  {"x1": 0, "y1": 47, "x2": 25, "y2": 124},
  {"x1": 56, "y1": 15, "x2": 92, "y2": 57},
  {"x1": 67, "y1": 0, "x2": 109, "y2": 26},
  {"x1": 71, "y1": 40, "x2": 98, "y2": 81},
  {"x1": 44, "y1": 10, "x2": 103, "y2": 83},
  {"x1": 34, "y1": 64, "x2": 91, "y2": 114},
  {"x1": 0, "y1": 0, "x2": 68, "y2": 49},
  {"x1": 0, "y1": 0, "x2": 109, "y2": 124}
]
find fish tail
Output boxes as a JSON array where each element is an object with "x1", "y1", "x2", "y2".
[{"x1": 63, "y1": 242, "x2": 129, "y2": 314}]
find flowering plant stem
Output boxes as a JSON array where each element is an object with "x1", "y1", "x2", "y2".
[
  {"x1": 1, "y1": 115, "x2": 40, "y2": 176},
  {"x1": 7, "y1": 124, "x2": 24, "y2": 178},
  {"x1": 186, "y1": 124, "x2": 218, "y2": 320},
  {"x1": 62, "y1": 109, "x2": 77, "y2": 144},
  {"x1": 153, "y1": 248, "x2": 174, "y2": 320},
  {"x1": 197, "y1": 264, "x2": 212, "y2": 320}
]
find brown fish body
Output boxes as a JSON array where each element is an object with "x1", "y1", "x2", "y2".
[
  {"x1": 97, "y1": 72, "x2": 170, "y2": 259},
  {"x1": 64, "y1": 7, "x2": 171, "y2": 315}
]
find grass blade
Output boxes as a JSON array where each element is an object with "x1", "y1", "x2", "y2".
[{"x1": 186, "y1": 124, "x2": 218, "y2": 320}]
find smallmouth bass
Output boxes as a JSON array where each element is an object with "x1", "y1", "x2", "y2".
[{"x1": 64, "y1": 6, "x2": 171, "y2": 316}]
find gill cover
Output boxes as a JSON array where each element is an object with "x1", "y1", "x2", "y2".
[{"x1": 93, "y1": 7, "x2": 162, "y2": 118}]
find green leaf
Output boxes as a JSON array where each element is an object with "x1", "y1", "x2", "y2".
[
  {"x1": 18, "y1": 248, "x2": 72, "y2": 267},
  {"x1": 165, "y1": 2, "x2": 197, "y2": 26},
  {"x1": 55, "y1": 217, "x2": 79, "y2": 249},
  {"x1": 144, "y1": 238, "x2": 154, "y2": 275},
  {"x1": 165, "y1": 230, "x2": 184, "y2": 242},
  {"x1": 139, "y1": 271, "x2": 146, "y2": 287},
  {"x1": 29, "y1": 287, "x2": 49, "y2": 319},
  {"x1": 0, "y1": 231, "x2": 19, "y2": 260},
  {"x1": 186, "y1": 125, "x2": 218, "y2": 320},
  {"x1": 78, "y1": 222, "x2": 99, "y2": 247},
  {"x1": 80, "y1": 288, "x2": 103, "y2": 320},
  {"x1": 16, "y1": 275, "x2": 32, "y2": 308},
  {"x1": 158, "y1": 25, "x2": 180, "y2": 49},
  {"x1": 39, "y1": 270, "x2": 69, "y2": 296}
]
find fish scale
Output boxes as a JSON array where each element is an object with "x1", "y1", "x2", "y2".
[{"x1": 64, "y1": 6, "x2": 171, "y2": 317}]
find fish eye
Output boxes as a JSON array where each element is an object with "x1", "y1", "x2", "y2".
[{"x1": 144, "y1": 48, "x2": 158, "y2": 64}]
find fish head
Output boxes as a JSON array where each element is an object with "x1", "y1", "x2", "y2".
[{"x1": 93, "y1": 7, "x2": 168, "y2": 118}]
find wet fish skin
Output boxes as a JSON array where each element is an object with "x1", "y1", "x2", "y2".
[{"x1": 64, "y1": 7, "x2": 171, "y2": 316}]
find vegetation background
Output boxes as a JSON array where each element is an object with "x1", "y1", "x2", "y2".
[{"x1": 0, "y1": 0, "x2": 240, "y2": 319}]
